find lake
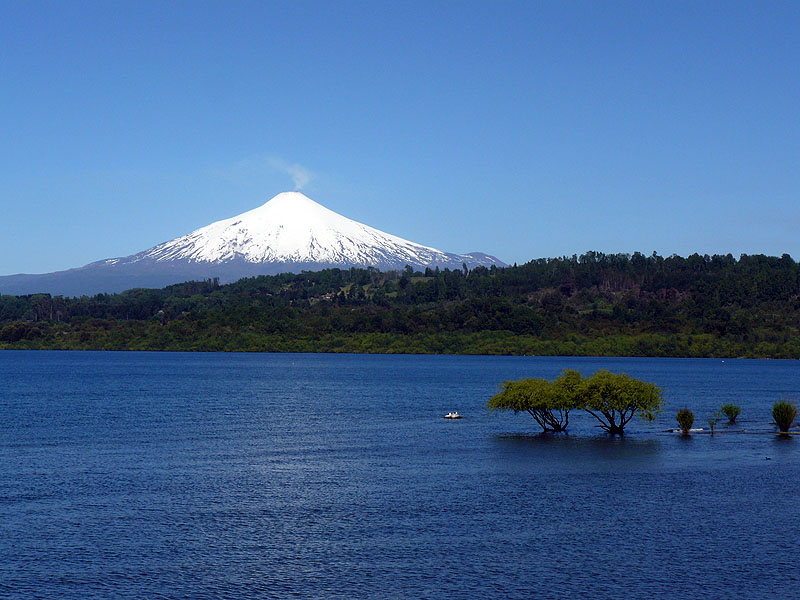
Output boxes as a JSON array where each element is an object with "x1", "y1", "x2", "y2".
[{"x1": 1, "y1": 351, "x2": 798, "y2": 599}]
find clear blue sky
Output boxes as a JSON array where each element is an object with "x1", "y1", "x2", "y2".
[{"x1": 2, "y1": 0, "x2": 798, "y2": 275}]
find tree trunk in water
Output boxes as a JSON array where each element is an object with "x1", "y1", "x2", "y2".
[{"x1": 606, "y1": 424, "x2": 625, "y2": 435}]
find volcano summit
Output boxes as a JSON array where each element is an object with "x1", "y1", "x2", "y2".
[{"x1": 0, "y1": 192, "x2": 505, "y2": 296}]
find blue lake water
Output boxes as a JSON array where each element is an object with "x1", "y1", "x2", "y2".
[{"x1": 1, "y1": 351, "x2": 799, "y2": 599}]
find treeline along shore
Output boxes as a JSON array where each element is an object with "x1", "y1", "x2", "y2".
[{"x1": 1, "y1": 251, "x2": 799, "y2": 357}]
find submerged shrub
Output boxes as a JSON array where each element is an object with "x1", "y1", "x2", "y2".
[
  {"x1": 720, "y1": 404, "x2": 741, "y2": 424},
  {"x1": 708, "y1": 411, "x2": 720, "y2": 435},
  {"x1": 772, "y1": 400, "x2": 798, "y2": 434},
  {"x1": 676, "y1": 408, "x2": 694, "y2": 434}
]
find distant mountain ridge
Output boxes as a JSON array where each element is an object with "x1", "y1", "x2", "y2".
[{"x1": 0, "y1": 192, "x2": 505, "y2": 296}]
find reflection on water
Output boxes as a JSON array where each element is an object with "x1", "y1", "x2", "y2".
[{"x1": 492, "y1": 433, "x2": 663, "y2": 473}]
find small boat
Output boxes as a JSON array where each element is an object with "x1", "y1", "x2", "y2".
[{"x1": 444, "y1": 412, "x2": 462, "y2": 419}]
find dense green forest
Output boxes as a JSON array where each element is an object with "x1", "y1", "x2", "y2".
[{"x1": 1, "y1": 251, "x2": 799, "y2": 357}]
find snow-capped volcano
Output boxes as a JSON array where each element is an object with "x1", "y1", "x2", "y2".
[
  {"x1": 0, "y1": 192, "x2": 505, "y2": 296},
  {"x1": 136, "y1": 191, "x2": 490, "y2": 269}
]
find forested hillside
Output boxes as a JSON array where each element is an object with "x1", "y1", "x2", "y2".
[{"x1": 1, "y1": 251, "x2": 799, "y2": 357}]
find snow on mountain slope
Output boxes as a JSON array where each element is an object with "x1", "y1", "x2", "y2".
[
  {"x1": 124, "y1": 191, "x2": 500, "y2": 270},
  {"x1": 0, "y1": 192, "x2": 505, "y2": 296}
]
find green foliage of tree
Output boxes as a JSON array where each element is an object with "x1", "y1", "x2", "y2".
[
  {"x1": 772, "y1": 400, "x2": 798, "y2": 434},
  {"x1": 719, "y1": 404, "x2": 741, "y2": 424},
  {"x1": 487, "y1": 369, "x2": 581, "y2": 432},
  {"x1": 578, "y1": 370, "x2": 664, "y2": 435},
  {"x1": 676, "y1": 408, "x2": 694, "y2": 434},
  {"x1": 488, "y1": 369, "x2": 662, "y2": 435},
  {"x1": 1, "y1": 251, "x2": 800, "y2": 356},
  {"x1": 0, "y1": 322, "x2": 43, "y2": 342}
]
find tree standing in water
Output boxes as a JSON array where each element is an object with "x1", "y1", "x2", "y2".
[
  {"x1": 579, "y1": 370, "x2": 663, "y2": 435},
  {"x1": 579, "y1": 369, "x2": 663, "y2": 435},
  {"x1": 488, "y1": 369, "x2": 661, "y2": 435},
  {"x1": 487, "y1": 369, "x2": 582, "y2": 432}
]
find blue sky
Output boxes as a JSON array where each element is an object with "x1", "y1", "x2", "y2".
[{"x1": 1, "y1": 1, "x2": 798, "y2": 275}]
